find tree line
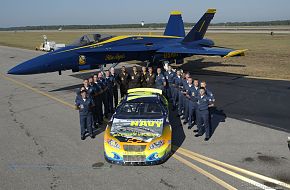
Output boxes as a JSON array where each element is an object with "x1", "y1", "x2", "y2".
[{"x1": 1, "y1": 20, "x2": 290, "y2": 31}]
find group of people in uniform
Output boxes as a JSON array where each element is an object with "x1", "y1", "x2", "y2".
[
  {"x1": 75, "y1": 67, "x2": 119, "y2": 140},
  {"x1": 75, "y1": 65, "x2": 215, "y2": 141}
]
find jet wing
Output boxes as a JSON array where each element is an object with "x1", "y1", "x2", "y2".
[{"x1": 157, "y1": 46, "x2": 247, "y2": 58}]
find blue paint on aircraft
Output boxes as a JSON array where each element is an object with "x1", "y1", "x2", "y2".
[{"x1": 8, "y1": 9, "x2": 247, "y2": 75}]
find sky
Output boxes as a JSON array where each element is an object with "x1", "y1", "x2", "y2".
[{"x1": 0, "y1": 0, "x2": 290, "y2": 27}]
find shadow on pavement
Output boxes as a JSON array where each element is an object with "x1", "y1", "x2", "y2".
[
  {"x1": 210, "y1": 108, "x2": 227, "y2": 138},
  {"x1": 49, "y1": 84, "x2": 82, "y2": 92},
  {"x1": 169, "y1": 105, "x2": 186, "y2": 152},
  {"x1": 83, "y1": 122, "x2": 108, "y2": 139}
]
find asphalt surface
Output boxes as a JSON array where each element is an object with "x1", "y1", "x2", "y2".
[
  {"x1": 0, "y1": 46, "x2": 290, "y2": 190},
  {"x1": 181, "y1": 59, "x2": 290, "y2": 133}
]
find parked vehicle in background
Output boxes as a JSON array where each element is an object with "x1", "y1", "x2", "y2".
[{"x1": 35, "y1": 35, "x2": 65, "y2": 52}]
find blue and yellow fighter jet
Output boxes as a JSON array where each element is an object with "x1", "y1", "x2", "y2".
[{"x1": 8, "y1": 9, "x2": 247, "y2": 75}]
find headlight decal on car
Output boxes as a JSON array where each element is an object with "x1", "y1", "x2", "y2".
[
  {"x1": 112, "y1": 152, "x2": 122, "y2": 160},
  {"x1": 105, "y1": 151, "x2": 123, "y2": 162},
  {"x1": 149, "y1": 140, "x2": 164, "y2": 150},
  {"x1": 147, "y1": 152, "x2": 159, "y2": 161},
  {"x1": 107, "y1": 139, "x2": 121, "y2": 149}
]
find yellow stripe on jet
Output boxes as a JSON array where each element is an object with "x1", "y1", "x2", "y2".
[
  {"x1": 206, "y1": 9, "x2": 216, "y2": 14},
  {"x1": 199, "y1": 21, "x2": 206, "y2": 32},
  {"x1": 170, "y1": 10, "x2": 182, "y2": 15},
  {"x1": 54, "y1": 35, "x2": 130, "y2": 54},
  {"x1": 54, "y1": 35, "x2": 182, "y2": 54}
]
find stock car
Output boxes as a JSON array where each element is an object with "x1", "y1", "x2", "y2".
[{"x1": 104, "y1": 88, "x2": 172, "y2": 165}]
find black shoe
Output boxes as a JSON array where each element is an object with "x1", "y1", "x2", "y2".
[
  {"x1": 90, "y1": 135, "x2": 95, "y2": 139},
  {"x1": 181, "y1": 116, "x2": 185, "y2": 120},
  {"x1": 194, "y1": 134, "x2": 200, "y2": 137},
  {"x1": 81, "y1": 135, "x2": 86, "y2": 140},
  {"x1": 204, "y1": 138, "x2": 209, "y2": 141},
  {"x1": 183, "y1": 121, "x2": 188, "y2": 125},
  {"x1": 193, "y1": 130, "x2": 199, "y2": 133},
  {"x1": 188, "y1": 125, "x2": 193, "y2": 129}
]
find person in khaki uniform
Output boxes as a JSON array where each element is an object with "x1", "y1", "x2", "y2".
[
  {"x1": 146, "y1": 67, "x2": 156, "y2": 88},
  {"x1": 129, "y1": 66, "x2": 141, "y2": 89},
  {"x1": 117, "y1": 66, "x2": 130, "y2": 98},
  {"x1": 140, "y1": 66, "x2": 147, "y2": 87}
]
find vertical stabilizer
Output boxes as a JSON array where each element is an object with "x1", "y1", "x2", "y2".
[
  {"x1": 183, "y1": 9, "x2": 216, "y2": 42},
  {"x1": 164, "y1": 11, "x2": 185, "y2": 37}
]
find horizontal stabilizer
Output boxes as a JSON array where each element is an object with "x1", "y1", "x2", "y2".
[
  {"x1": 223, "y1": 49, "x2": 248, "y2": 58},
  {"x1": 157, "y1": 45, "x2": 247, "y2": 57}
]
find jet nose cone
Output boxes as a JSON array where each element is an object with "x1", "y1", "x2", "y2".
[
  {"x1": 7, "y1": 54, "x2": 52, "y2": 75},
  {"x1": 7, "y1": 61, "x2": 34, "y2": 75},
  {"x1": 7, "y1": 64, "x2": 25, "y2": 75}
]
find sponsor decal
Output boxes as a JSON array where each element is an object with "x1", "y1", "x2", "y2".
[
  {"x1": 105, "y1": 54, "x2": 125, "y2": 61},
  {"x1": 112, "y1": 132, "x2": 159, "y2": 137},
  {"x1": 111, "y1": 119, "x2": 164, "y2": 140},
  {"x1": 129, "y1": 120, "x2": 162, "y2": 128}
]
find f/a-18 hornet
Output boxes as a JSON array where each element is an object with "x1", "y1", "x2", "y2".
[{"x1": 8, "y1": 9, "x2": 247, "y2": 75}]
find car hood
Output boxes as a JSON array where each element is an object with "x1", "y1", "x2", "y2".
[{"x1": 110, "y1": 118, "x2": 164, "y2": 142}]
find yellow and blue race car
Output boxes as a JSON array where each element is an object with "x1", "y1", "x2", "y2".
[{"x1": 104, "y1": 88, "x2": 172, "y2": 165}]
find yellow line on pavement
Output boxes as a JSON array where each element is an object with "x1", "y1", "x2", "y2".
[
  {"x1": 177, "y1": 147, "x2": 290, "y2": 189},
  {"x1": 176, "y1": 149, "x2": 276, "y2": 190},
  {"x1": 172, "y1": 154, "x2": 237, "y2": 190},
  {"x1": 0, "y1": 74, "x2": 75, "y2": 109}
]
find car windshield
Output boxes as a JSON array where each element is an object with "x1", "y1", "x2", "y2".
[
  {"x1": 69, "y1": 33, "x2": 115, "y2": 46},
  {"x1": 118, "y1": 102, "x2": 163, "y2": 116}
]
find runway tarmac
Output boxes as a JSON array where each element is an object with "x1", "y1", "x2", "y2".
[{"x1": 0, "y1": 46, "x2": 290, "y2": 190}]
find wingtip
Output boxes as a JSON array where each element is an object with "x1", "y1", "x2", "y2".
[
  {"x1": 224, "y1": 49, "x2": 248, "y2": 58},
  {"x1": 206, "y1": 9, "x2": 217, "y2": 14},
  {"x1": 170, "y1": 10, "x2": 182, "y2": 15}
]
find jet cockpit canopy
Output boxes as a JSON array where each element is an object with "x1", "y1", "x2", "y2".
[{"x1": 70, "y1": 33, "x2": 115, "y2": 46}]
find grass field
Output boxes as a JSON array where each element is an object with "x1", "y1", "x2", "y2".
[{"x1": 0, "y1": 31, "x2": 290, "y2": 79}]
